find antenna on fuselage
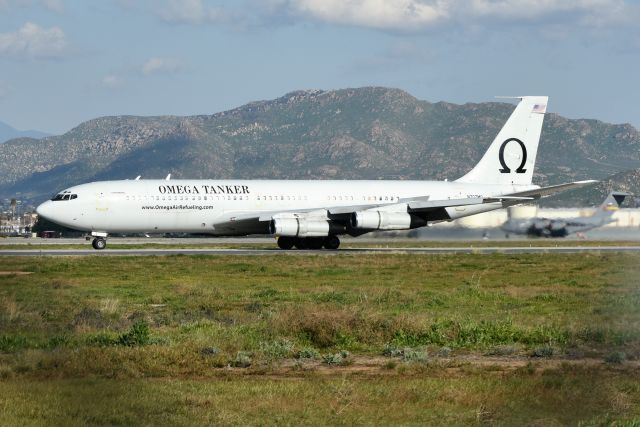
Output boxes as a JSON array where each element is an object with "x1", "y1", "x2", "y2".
[{"x1": 165, "y1": 174, "x2": 171, "y2": 181}]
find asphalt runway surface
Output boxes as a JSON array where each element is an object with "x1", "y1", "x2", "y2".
[{"x1": 2, "y1": 246, "x2": 640, "y2": 256}]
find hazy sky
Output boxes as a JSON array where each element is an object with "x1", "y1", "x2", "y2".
[{"x1": 1, "y1": 0, "x2": 639, "y2": 134}]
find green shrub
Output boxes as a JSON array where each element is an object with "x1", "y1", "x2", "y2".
[
  {"x1": 382, "y1": 343, "x2": 404, "y2": 357},
  {"x1": 401, "y1": 348, "x2": 428, "y2": 363},
  {"x1": 322, "y1": 350, "x2": 352, "y2": 365},
  {"x1": 531, "y1": 344, "x2": 555, "y2": 358},
  {"x1": 117, "y1": 320, "x2": 150, "y2": 346},
  {"x1": 0, "y1": 335, "x2": 29, "y2": 353},
  {"x1": 382, "y1": 344, "x2": 428, "y2": 362},
  {"x1": 260, "y1": 339, "x2": 293, "y2": 359},
  {"x1": 296, "y1": 347, "x2": 320, "y2": 360},
  {"x1": 232, "y1": 351, "x2": 252, "y2": 368}
]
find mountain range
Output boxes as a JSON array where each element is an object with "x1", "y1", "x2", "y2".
[
  {"x1": 1, "y1": 87, "x2": 638, "y2": 207},
  {"x1": 0, "y1": 120, "x2": 50, "y2": 144}
]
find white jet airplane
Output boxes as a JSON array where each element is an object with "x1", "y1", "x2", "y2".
[{"x1": 36, "y1": 96, "x2": 595, "y2": 250}]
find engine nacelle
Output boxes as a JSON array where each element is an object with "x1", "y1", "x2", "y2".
[
  {"x1": 548, "y1": 220, "x2": 568, "y2": 237},
  {"x1": 532, "y1": 219, "x2": 549, "y2": 229},
  {"x1": 270, "y1": 218, "x2": 329, "y2": 237},
  {"x1": 549, "y1": 221, "x2": 567, "y2": 231},
  {"x1": 351, "y1": 211, "x2": 412, "y2": 230}
]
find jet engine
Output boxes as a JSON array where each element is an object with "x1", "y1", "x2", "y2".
[
  {"x1": 529, "y1": 219, "x2": 568, "y2": 237},
  {"x1": 351, "y1": 211, "x2": 417, "y2": 230},
  {"x1": 270, "y1": 218, "x2": 330, "y2": 237},
  {"x1": 548, "y1": 221, "x2": 568, "y2": 237}
]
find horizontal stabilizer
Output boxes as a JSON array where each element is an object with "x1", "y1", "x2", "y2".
[{"x1": 504, "y1": 180, "x2": 598, "y2": 199}]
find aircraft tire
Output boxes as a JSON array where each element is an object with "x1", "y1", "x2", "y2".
[
  {"x1": 92, "y1": 238, "x2": 106, "y2": 250},
  {"x1": 293, "y1": 238, "x2": 308, "y2": 250},
  {"x1": 323, "y1": 235, "x2": 340, "y2": 250},
  {"x1": 277, "y1": 236, "x2": 295, "y2": 250},
  {"x1": 306, "y1": 237, "x2": 324, "y2": 250}
]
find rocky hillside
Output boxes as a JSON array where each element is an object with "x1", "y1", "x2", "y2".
[{"x1": 1, "y1": 87, "x2": 639, "y2": 205}]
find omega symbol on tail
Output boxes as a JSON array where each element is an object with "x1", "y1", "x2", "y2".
[{"x1": 498, "y1": 138, "x2": 527, "y2": 173}]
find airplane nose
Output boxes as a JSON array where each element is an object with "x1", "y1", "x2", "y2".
[{"x1": 36, "y1": 200, "x2": 52, "y2": 220}]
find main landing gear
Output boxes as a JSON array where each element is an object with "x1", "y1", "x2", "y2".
[
  {"x1": 277, "y1": 235, "x2": 340, "y2": 250},
  {"x1": 91, "y1": 237, "x2": 107, "y2": 250}
]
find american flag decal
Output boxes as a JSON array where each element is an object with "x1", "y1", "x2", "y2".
[{"x1": 532, "y1": 103, "x2": 547, "y2": 114}]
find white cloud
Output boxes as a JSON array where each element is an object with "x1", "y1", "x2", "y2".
[
  {"x1": 141, "y1": 57, "x2": 182, "y2": 75},
  {"x1": 0, "y1": 22, "x2": 68, "y2": 59},
  {"x1": 282, "y1": 0, "x2": 450, "y2": 31},
  {"x1": 159, "y1": 0, "x2": 228, "y2": 24},
  {"x1": 269, "y1": 0, "x2": 636, "y2": 31}
]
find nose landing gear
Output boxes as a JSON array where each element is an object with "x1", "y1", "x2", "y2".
[
  {"x1": 90, "y1": 232, "x2": 108, "y2": 250},
  {"x1": 91, "y1": 237, "x2": 107, "y2": 250}
]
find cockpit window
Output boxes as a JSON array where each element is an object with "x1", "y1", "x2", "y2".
[{"x1": 51, "y1": 191, "x2": 78, "y2": 201}]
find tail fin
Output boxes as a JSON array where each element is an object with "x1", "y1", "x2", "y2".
[
  {"x1": 456, "y1": 96, "x2": 548, "y2": 186},
  {"x1": 594, "y1": 191, "x2": 629, "y2": 218}
]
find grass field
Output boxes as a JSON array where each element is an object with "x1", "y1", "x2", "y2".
[{"x1": 1, "y1": 252, "x2": 640, "y2": 425}]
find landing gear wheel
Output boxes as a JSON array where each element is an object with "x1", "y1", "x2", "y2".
[
  {"x1": 323, "y1": 235, "x2": 340, "y2": 250},
  {"x1": 306, "y1": 237, "x2": 324, "y2": 250},
  {"x1": 293, "y1": 238, "x2": 308, "y2": 250},
  {"x1": 92, "y1": 238, "x2": 107, "y2": 250},
  {"x1": 277, "y1": 236, "x2": 295, "y2": 250}
]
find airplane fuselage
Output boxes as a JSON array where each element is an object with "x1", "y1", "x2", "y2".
[{"x1": 37, "y1": 179, "x2": 534, "y2": 235}]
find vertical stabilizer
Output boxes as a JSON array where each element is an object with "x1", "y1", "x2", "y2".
[
  {"x1": 593, "y1": 191, "x2": 629, "y2": 220},
  {"x1": 456, "y1": 96, "x2": 548, "y2": 186}
]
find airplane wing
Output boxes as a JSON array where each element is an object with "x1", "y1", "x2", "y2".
[
  {"x1": 503, "y1": 180, "x2": 598, "y2": 199},
  {"x1": 213, "y1": 195, "x2": 534, "y2": 231},
  {"x1": 210, "y1": 182, "x2": 595, "y2": 235}
]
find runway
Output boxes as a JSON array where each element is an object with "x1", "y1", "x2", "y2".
[{"x1": 2, "y1": 246, "x2": 640, "y2": 256}]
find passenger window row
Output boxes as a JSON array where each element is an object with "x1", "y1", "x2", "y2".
[
  {"x1": 327, "y1": 195, "x2": 397, "y2": 202},
  {"x1": 256, "y1": 195, "x2": 308, "y2": 201},
  {"x1": 124, "y1": 195, "x2": 253, "y2": 201}
]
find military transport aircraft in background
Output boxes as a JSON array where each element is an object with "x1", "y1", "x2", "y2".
[
  {"x1": 501, "y1": 191, "x2": 630, "y2": 238},
  {"x1": 36, "y1": 96, "x2": 596, "y2": 250}
]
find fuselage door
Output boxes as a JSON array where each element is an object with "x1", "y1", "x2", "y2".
[{"x1": 96, "y1": 192, "x2": 108, "y2": 212}]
